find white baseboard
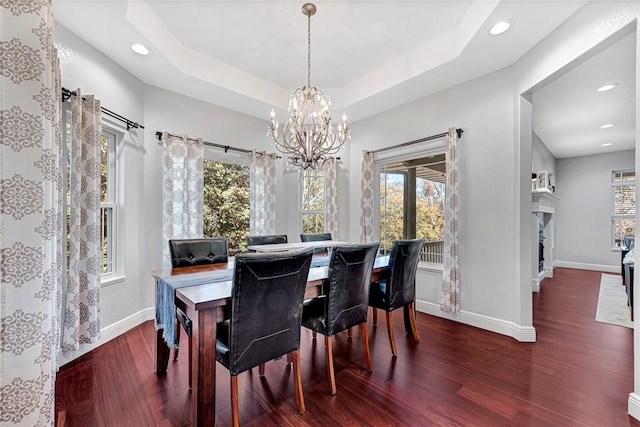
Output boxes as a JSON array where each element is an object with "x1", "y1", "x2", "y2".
[
  {"x1": 628, "y1": 392, "x2": 640, "y2": 421},
  {"x1": 59, "y1": 307, "x2": 155, "y2": 366},
  {"x1": 554, "y1": 260, "x2": 619, "y2": 273},
  {"x1": 532, "y1": 278, "x2": 540, "y2": 292},
  {"x1": 415, "y1": 300, "x2": 536, "y2": 342}
]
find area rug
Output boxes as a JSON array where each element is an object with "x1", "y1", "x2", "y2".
[{"x1": 596, "y1": 273, "x2": 633, "y2": 328}]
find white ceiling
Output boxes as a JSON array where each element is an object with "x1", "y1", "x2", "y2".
[
  {"x1": 53, "y1": 0, "x2": 635, "y2": 158},
  {"x1": 533, "y1": 32, "x2": 636, "y2": 159}
]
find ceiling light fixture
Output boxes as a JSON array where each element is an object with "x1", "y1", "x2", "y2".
[
  {"x1": 489, "y1": 21, "x2": 511, "y2": 35},
  {"x1": 601, "y1": 142, "x2": 613, "y2": 147},
  {"x1": 600, "y1": 123, "x2": 615, "y2": 129},
  {"x1": 268, "y1": 3, "x2": 350, "y2": 169},
  {"x1": 130, "y1": 43, "x2": 150, "y2": 55},
  {"x1": 597, "y1": 83, "x2": 619, "y2": 92}
]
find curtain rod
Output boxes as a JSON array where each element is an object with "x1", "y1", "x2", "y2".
[
  {"x1": 61, "y1": 87, "x2": 145, "y2": 130},
  {"x1": 370, "y1": 128, "x2": 463, "y2": 154},
  {"x1": 155, "y1": 131, "x2": 254, "y2": 155}
]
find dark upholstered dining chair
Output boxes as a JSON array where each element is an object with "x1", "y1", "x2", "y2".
[
  {"x1": 216, "y1": 250, "x2": 314, "y2": 427},
  {"x1": 168, "y1": 237, "x2": 228, "y2": 388},
  {"x1": 300, "y1": 232, "x2": 332, "y2": 254},
  {"x1": 245, "y1": 234, "x2": 288, "y2": 251},
  {"x1": 369, "y1": 238, "x2": 423, "y2": 357},
  {"x1": 301, "y1": 242, "x2": 379, "y2": 395}
]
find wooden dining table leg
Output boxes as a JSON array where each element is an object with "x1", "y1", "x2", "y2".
[
  {"x1": 155, "y1": 328, "x2": 171, "y2": 374},
  {"x1": 188, "y1": 305, "x2": 218, "y2": 426}
]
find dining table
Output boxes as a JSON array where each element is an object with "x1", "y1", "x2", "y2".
[
  {"x1": 246, "y1": 239, "x2": 350, "y2": 253},
  {"x1": 151, "y1": 252, "x2": 403, "y2": 426}
]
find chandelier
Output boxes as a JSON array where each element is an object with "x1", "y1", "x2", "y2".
[{"x1": 268, "y1": 3, "x2": 350, "y2": 170}]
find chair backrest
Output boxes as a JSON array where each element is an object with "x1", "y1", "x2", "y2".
[
  {"x1": 245, "y1": 234, "x2": 288, "y2": 251},
  {"x1": 169, "y1": 238, "x2": 228, "y2": 268},
  {"x1": 385, "y1": 238, "x2": 424, "y2": 310},
  {"x1": 300, "y1": 232, "x2": 332, "y2": 254},
  {"x1": 227, "y1": 250, "x2": 314, "y2": 374},
  {"x1": 324, "y1": 242, "x2": 379, "y2": 336},
  {"x1": 300, "y1": 233, "x2": 332, "y2": 242}
]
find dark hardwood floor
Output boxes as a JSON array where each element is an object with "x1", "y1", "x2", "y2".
[{"x1": 56, "y1": 268, "x2": 639, "y2": 426}]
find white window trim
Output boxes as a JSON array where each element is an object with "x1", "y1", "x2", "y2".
[
  {"x1": 100, "y1": 116, "x2": 126, "y2": 286},
  {"x1": 298, "y1": 168, "x2": 327, "y2": 233},
  {"x1": 203, "y1": 146, "x2": 251, "y2": 166},
  {"x1": 201, "y1": 149, "x2": 251, "y2": 255},
  {"x1": 373, "y1": 138, "x2": 445, "y2": 266}
]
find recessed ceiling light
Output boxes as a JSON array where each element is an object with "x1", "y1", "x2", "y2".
[
  {"x1": 600, "y1": 123, "x2": 615, "y2": 129},
  {"x1": 597, "y1": 83, "x2": 619, "y2": 92},
  {"x1": 489, "y1": 21, "x2": 511, "y2": 35},
  {"x1": 131, "y1": 43, "x2": 150, "y2": 56},
  {"x1": 601, "y1": 142, "x2": 613, "y2": 147}
]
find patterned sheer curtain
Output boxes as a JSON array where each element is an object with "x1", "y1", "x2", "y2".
[
  {"x1": 162, "y1": 132, "x2": 205, "y2": 265},
  {"x1": 249, "y1": 150, "x2": 277, "y2": 235},
  {"x1": 440, "y1": 127, "x2": 460, "y2": 313},
  {"x1": 1, "y1": 1, "x2": 63, "y2": 424},
  {"x1": 360, "y1": 151, "x2": 374, "y2": 243},
  {"x1": 323, "y1": 157, "x2": 338, "y2": 238},
  {"x1": 62, "y1": 91, "x2": 103, "y2": 351}
]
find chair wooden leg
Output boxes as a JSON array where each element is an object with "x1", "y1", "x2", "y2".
[
  {"x1": 372, "y1": 308, "x2": 378, "y2": 325},
  {"x1": 187, "y1": 334, "x2": 193, "y2": 390},
  {"x1": 360, "y1": 323, "x2": 372, "y2": 372},
  {"x1": 407, "y1": 303, "x2": 420, "y2": 342},
  {"x1": 325, "y1": 336, "x2": 337, "y2": 395},
  {"x1": 312, "y1": 330, "x2": 317, "y2": 340},
  {"x1": 286, "y1": 352, "x2": 292, "y2": 365},
  {"x1": 231, "y1": 375, "x2": 239, "y2": 427},
  {"x1": 259, "y1": 363, "x2": 266, "y2": 376},
  {"x1": 291, "y1": 350, "x2": 306, "y2": 414},
  {"x1": 348, "y1": 327, "x2": 352, "y2": 337},
  {"x1": 386, "y1": 311, "x2": 397, "y2": 357}
]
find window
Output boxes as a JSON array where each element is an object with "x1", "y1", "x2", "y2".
[
  {"x1": 300, "y1": 169, "x2": 326, "y2": 234},
  {"x1": 612, "y1": 170, "x2": 635, "y2": 248},
  {"x1": 63, "y1": 111, "x2": 122, "y2": 280},
  {"x1": 202, "y1": 159, "x2": 250, "y2": 255},
  {"x1": 378, "y1": 153, "x2": 445, "y2": 263},
  {"x1": 100, "y1": 130, "x2": 117, "y2": 274}
]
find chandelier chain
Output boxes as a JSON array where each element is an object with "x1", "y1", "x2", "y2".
[{"x1": 307, "y1": 10, "x2": 311, "y2": 88}]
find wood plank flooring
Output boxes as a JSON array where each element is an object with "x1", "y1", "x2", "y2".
[{"x1": 55, "y1": 268, "x2": 640, "y2": 426}]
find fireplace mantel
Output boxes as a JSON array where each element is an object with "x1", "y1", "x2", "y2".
[{"x1": 532, "y1": 191, "x2": 560, "y2": 214}]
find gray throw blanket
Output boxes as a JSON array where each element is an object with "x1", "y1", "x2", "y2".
[{"x1": 155, "y1": 269, "x2": 233, "y2": 348}]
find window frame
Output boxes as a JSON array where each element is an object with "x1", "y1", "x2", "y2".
[
  {"x1": 100, "y1": 130, "x2": 117, "y2": 277},
  {"x1": 62, "y1": 110, "x2": 125, "y2": 285},
  {"x1": 98, "y1": 119, "x2": 125, "y2": 285},
  {"x1": 373, "y1": 139, "x2": 446, "y2": 269},
  {"x1": 202, "y1": 147, "x2": 251, "y2": 255},
  {"x1": 298, "y1": 168, "x2": 327, "y2": 234},
  {"x1": 611, "y1": 169, "x2": 636, "y2": 250}
]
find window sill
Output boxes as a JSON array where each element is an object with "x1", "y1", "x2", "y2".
[
  {"x1": 101, "y1": 274, "x2": 126, "y2": 287},
  {"x1": 418, "y1": 262, "x2": 443, "y2": 273}
]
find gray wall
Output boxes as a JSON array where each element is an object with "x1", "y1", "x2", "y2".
[
  {"x1": 555, "y1": 150, "x2": 634, "y2": 270},
  {"x1": 532, "y1": 132, "x2": 556, "y2": 185},
  {"x1": 349, "y1": 67, "x2": 519, "y2": 325}
]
